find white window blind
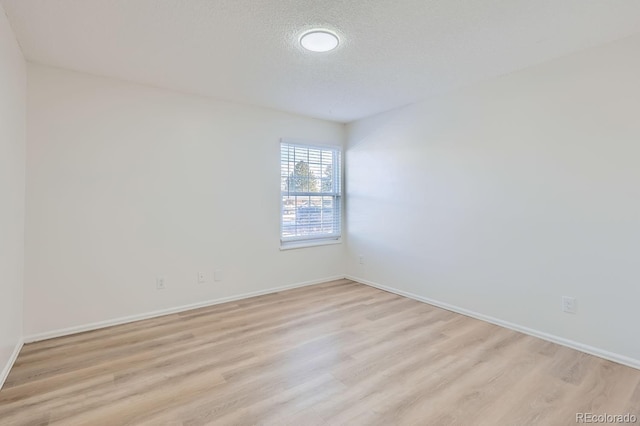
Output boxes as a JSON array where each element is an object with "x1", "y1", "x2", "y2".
[{"x1": 280, "y1": 141, "x2": 342, "y2": 245}]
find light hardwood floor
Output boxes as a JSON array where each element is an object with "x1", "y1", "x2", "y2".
[{"x1": 1, "y1": 279, "x2": 639, "y2": 425}]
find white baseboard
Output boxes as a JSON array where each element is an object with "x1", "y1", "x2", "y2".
[
  {"x1": 346, "y1": 275, "x2": 640, "y2": 371},
  {"x1": 19, "y1": 274, "x2": 640, "y2": 372},
  {"x1": 1, "y1": 338, "x2": 24, "y2": 390},
  {"x1": 23, "y1": 275, "x2": 346, "y2": 344}
]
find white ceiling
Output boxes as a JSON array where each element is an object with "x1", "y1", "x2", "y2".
[{"x1": 3, "y1": 0, "x2": 640, "y2": 122}]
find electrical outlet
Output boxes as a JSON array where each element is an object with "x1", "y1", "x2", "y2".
[
  {"x1": 358, "y1": 255, "x2": 365, "y2": 265},
  {"x1": 197, "y1": 271, "x2": 206, "y2": 284},
  {"x1": 214, "y1": 269, "x2": 223, "y2": 282},
  {"x1": 156, "y1": 277, "x2": 166, "y2": 290},
  {"x1": 562, "y1": 296, "x2": 577, "y2": 314}
]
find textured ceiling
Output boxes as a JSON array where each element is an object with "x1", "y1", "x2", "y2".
[{"x1": 3, "y1": 0, "x2": 640, "y2": 122}]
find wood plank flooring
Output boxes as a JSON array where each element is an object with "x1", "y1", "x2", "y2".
[{"x1": 1, "y1": 279, "x2": 639, "y2": 425}]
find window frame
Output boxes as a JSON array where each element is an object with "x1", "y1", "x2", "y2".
[{"x1": 279, "y1": 139, "x2": 343, "y2": 250}]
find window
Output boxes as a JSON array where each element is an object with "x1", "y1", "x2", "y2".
[{"x1": 280, "y1": 141, "x2": 342, "y2": 248}]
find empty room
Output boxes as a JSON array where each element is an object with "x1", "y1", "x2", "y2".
[{"x1": 1, "y1": 0, "x2": 639, "y2": 425}]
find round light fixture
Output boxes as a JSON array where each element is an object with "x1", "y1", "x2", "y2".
[{"x1": 300, "y1": 30, "x2": 339, "y2": 52}]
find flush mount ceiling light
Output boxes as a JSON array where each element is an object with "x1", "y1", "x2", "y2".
[{"x1": 300, "y1": 30, "x2": 339, "y2": 52}]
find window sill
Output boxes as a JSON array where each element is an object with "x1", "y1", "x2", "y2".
[{"x1": 280, "y1": 239, "x2": 342, "y2": 251}]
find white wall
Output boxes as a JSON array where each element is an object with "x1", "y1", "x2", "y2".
[
  {"x1": 25, "y1": 64, "x2": 345, "y2": 337},
  {"x1": 347, "y1": 34, "x2": 640, "y2": 364},
  {"x1": 0, "y1": 5, "x2": 26, "y2": 384}
]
